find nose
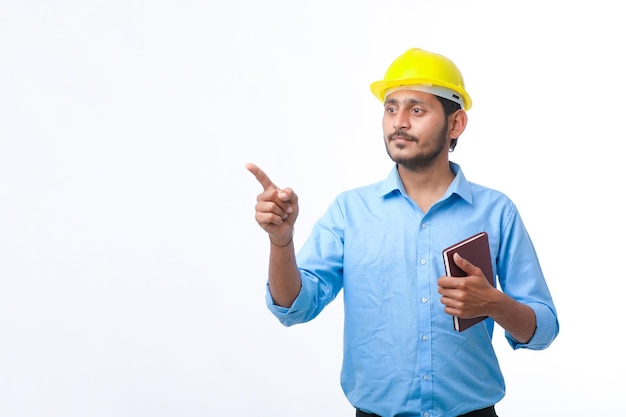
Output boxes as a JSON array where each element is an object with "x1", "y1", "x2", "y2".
[{"x1": 393, "y1": 109, "x2": 410, "y2": 130}]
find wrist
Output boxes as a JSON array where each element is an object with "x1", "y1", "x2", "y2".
[{"x1": 269, "y1": 237, "x2": 293, "y2": 248}]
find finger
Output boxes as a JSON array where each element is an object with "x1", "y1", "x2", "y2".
[
  {"x1": 276, "y1": 187, "x2": 298, "y2": 208},
  {"x1": 246, "y1": 162, "x2": 278, "y2": 192},
  {"x1": 256, "y1": 187, "x2": 294, "y2": 217},
  {"x1": 452, "y1": 252, "x2": 482, "y2": 276},
  {"x1": 256, "y1": 210, "x2": 288, "y2": 227},
  {"x1": 256, "y1": 200, "x2": 291, "y2": 221},
  {"x1": 440, "y1": 294, "x2": 461, "y2": 309},
  {"x1": 438, "y1": 276, "x2": 459, "y2": 289}
]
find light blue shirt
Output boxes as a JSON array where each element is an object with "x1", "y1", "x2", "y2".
[{"x1": 267, "y1": 163, "x2": 559, "y2": 417}]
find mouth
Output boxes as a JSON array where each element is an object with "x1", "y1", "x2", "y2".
[
  {"x1": 392, "y1": 135, "x2": 414, "y2": 142},
  {"x1": 388, "y1": 131, "x2": 417, "y2": 143}
]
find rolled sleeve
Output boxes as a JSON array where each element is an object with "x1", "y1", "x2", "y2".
[
  {"x1": 506, "y1": 302, "x2": 559, "y2": 350},
  {"x1": 265, "y1": 274, "x2": 324, "y2": 327}
]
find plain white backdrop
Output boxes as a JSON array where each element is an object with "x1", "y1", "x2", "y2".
[{"x1": 1, "y1": 1, "x2": 624, "y2": 416}]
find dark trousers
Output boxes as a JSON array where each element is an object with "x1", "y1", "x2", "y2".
[{"x1": 356, "y1": 405, "x2": 497, "y2": 417}]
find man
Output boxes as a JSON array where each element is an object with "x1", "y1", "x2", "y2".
[{"x1": 246, "y1": 48, "x2": 559, "y2": 417}]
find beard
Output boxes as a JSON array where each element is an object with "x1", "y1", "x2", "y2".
[{"x1": 384, "y1": 121, "x2": 449, "y2": 171}]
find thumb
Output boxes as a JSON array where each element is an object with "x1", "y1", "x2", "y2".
[{"x1": 452, "y1": 252, "x2": 482, "y2": 277}]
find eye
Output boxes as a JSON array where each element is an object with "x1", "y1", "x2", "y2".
[
  {"x1": 411, "y1": 107, "x2": 423, "y2": 115},
  {"x1": 385, "y1": 105, "x2": 398, "y2": 114}
]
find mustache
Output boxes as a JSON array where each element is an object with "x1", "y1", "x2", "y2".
[{"x1": 387, "y1": 130, "x2": 418, "y2": 142}]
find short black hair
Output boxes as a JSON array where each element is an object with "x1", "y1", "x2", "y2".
[{"x1": 435, "y1": 96, "x2": 462, "y2": 152}]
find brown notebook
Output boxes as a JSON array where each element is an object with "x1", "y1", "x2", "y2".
[{"x1": 442, "y1": 232, "x2": 495, "y2": 331}]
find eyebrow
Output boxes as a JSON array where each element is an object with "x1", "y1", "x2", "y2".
[{"x1": 384, "y1": 97, "x2": 426, "y2": 106}]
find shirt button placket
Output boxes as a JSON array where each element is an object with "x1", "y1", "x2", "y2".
[{"x1": 417, "y1": 220, "x2": 434, "y2": 415}]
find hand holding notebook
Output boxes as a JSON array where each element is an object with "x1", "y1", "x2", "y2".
[{"x1": 441, "y1": 232, "x2": 495, "y2": 331}]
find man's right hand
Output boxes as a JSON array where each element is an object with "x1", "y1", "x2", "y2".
[{"x1": 245, "y1": 162, "x2": 299, "y2": 247}]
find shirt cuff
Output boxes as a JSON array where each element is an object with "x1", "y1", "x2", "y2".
[
  {"x1": 506, "y1": 302, "x2": 559, "y2": 350},
  {"x1": 265, "y1": 281, "x2": 317, "y2": 326}
]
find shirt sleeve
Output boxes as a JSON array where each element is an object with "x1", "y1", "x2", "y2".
[
  {"x1": 497, "y1": 205, "x2": 560, "y2": 350},
  {"x1": 266, "y1": 198, "x2": 345, "y2": 327},
  {"x1": 506, "y1": 301, "x2": 559, "y2": 350}
]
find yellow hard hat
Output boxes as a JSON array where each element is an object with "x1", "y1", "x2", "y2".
[{"x1": 370, "y1": 48, "x2": 472, "y2": 110}]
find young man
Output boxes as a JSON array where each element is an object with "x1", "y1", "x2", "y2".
[{"x1": 246, "y1": 48, "x2": 559, "y2": 417}]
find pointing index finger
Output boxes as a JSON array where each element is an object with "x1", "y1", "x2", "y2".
[{"x1": 245, "y1": 162, "x2": 278, "y2": 191}]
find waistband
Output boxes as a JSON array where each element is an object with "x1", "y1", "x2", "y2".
[{"x1": 356, "y1": 405, "x2": 497, "y2": 417}]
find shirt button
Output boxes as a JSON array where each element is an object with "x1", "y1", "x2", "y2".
[
  {"x1": 422, "y1": 335, "x2": 429, "y2": 341},
  {"x1": 423, "y1": 374, "x2": 430, "y2": 381},
  {"x1": 423, "y1": 413, "x2": 430, "y2": 417},
  {"x1": 420, "y1": 258, "x2": 427, "y2": 265},
  {"x1": 421, "y1": 297, "x2": 428, "y2": 303},
  {"x1": 421, "y1": 223, "x2": 428, "y2": 229}
]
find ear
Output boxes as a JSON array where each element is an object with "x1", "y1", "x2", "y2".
[{"x1": 448, "y1": 109, "x2": 468, "y2": 139}]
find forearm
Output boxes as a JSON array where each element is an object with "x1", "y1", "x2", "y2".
[
  {"x1": 489, "y1": 290, "x2": 537, "y2": 344},
  {"x1": 267, "y1": 239, "x2": 302, "y2": 308}
]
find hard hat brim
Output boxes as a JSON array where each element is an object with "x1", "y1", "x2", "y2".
[{"x1": 370, "y1": 78, "x2": 472, "y2": 111}]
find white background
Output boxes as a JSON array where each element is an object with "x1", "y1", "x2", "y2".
[{"x1": 1, "y1": 1, "x2": 624, "y2": 416}]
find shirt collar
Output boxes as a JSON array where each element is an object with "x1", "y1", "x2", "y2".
[{"x1": 377, "y1": 162, "x2": 473, "y2": 204}]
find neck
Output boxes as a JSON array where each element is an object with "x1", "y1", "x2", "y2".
[{"x1": 397, "y1": 159, "x2": 455, "y2": 213}]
